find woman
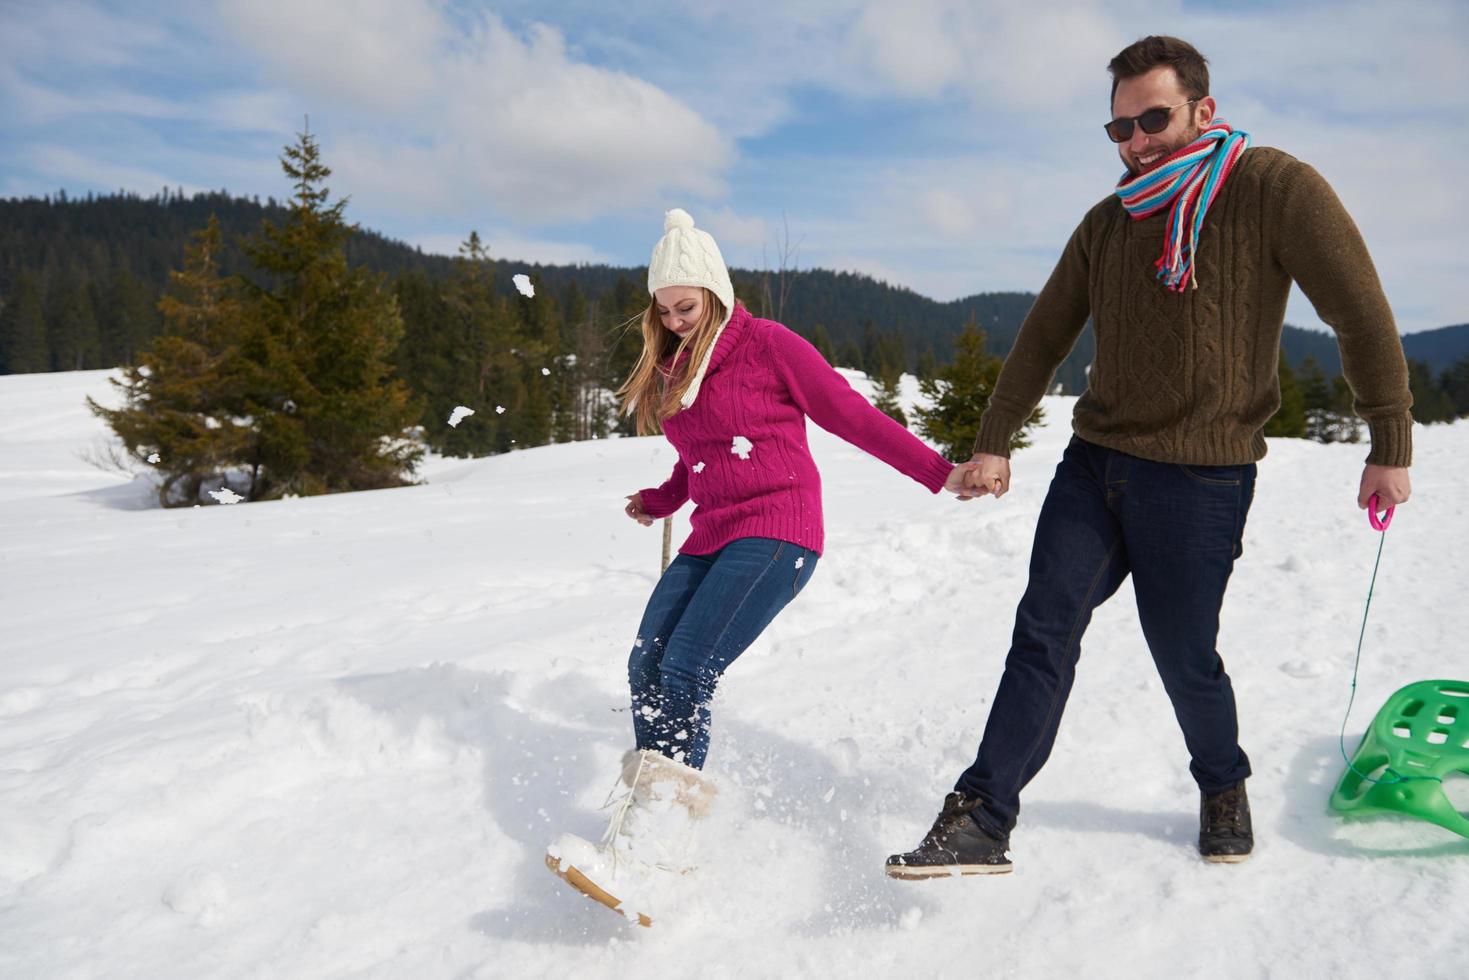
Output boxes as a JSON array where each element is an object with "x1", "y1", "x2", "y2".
[{"x1": 548, "y1": 209, "x2": 974, "y2": 923}]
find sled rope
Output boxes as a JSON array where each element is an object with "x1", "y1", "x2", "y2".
[{"x1": 1337, "y1": 508, "x2": 1441, "y2": 788}]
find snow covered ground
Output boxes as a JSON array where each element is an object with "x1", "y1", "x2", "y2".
[{"x1": 2, "y1": 369, "x2": 1467, "y2": 979}]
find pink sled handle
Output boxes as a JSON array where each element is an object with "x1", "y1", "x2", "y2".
[{"x1": 1367, "y1": 493, "x2": 1394, "y2": 532}]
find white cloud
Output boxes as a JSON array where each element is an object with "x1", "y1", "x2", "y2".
[
  {"x1": 697, "y1": 206, "x2": 769, "y2": 254},
  {"x1": 841, "y1": 0, "x2": 1130, "y2": 112},
  {"x1": 216, "y1": 1, "x2": 733, "y2": 224},
  {"x1": 846, "y1": 4, "x2": 966, "y2": 99},
  {"x1": 0, "y1": 1, "x2": 173, "y2": 71}
]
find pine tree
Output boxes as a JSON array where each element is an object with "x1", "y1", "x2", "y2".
[
  {"x1": 0, "y1": 272, "x2": 49, "y2": 373},
  {"x1": 47, "y1": 268, "x2": 102, "y2": 370},
  {"x1": 392, "y1": 268, "x2": 453, "y2": 432},
  {"x1": 1327, "y1": 375, "x2": 1364, "y2": 443},
  {"x1": 239, "y1": 128, "x2": 422, "y2": 494},
  {"x1": 603, "y1": 275, "x2": 652, "y2": 436},
  {"x1": 431, "y1": 231, "x2": 515, "y2": 456},
  {"x1": 1407, "y1": 358, "x2": 1454, "y2": 423},
  {"x1": 89, "y1": 217, "x2": 255, "y2": 505},
  {"x1": 1264, "y1": 355, "x2": 1306, "y2": 437},
  {"x1": 562, "y1": 281, "x2": 612, "y2": 441},
  {"x1": 914, "y1": 319, "x2": 1042, "y2": 459},
  {"x1": 1441, "y1": 354, "x2": 1469, "y2": 418},
  {"x1": 98, "y1": 266, "x2": 159, "y2": 365},
  {"x1": 510, "y1": 273, "x2": 559, "y2": 450},
  {"x1": 1298, "y1": 357, "x2": 1337, "y2": 443},
  {"x1": 804, "y1": 323, "x2": 835, "y2": 365},
  {"x1": 872, "y1": 372, "x2": 908, "y2": 427},
  {"x1": 868, "y1": 327, "x2": 909, "y2": 427},
  {"x1": 915, "y1": 347, "x2": 938, "y2": 383}
]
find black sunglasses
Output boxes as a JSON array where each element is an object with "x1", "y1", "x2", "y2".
[{"x1": 1103, "y1": 100, "x2": 1198, "y2": 143}]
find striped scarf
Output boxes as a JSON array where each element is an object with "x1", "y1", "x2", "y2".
[{"x1": 1115, "y1": 119, "x2": 1250, "y2": 291}]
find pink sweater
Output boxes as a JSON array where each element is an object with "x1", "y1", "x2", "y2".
[{"x1": 637, "y1": 305, "x2": 954, "y2": 556}]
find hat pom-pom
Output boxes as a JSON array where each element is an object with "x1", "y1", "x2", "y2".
[{"x1": 664, "y1": 208, "x2": 695, "y2": 232}]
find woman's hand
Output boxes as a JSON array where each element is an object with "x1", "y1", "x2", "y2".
[
  {"x1": 624, "y1": 493, "x2": 654, "y2": 526},
  {"x1": 943, "y1": 462, "x2": 980, "y2": 498}
]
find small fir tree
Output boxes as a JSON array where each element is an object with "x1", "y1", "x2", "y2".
[
  {"x1": 1264, "y1": 355, "x2": 1306, "y2": 437},
  {"x1": 914, "y1": 319, "x2": 1042, "y2": 459},
  {"x1": 239, "y1": 127, "x2": 422, "y2": 494},
  {"x1": 89, "y1": 217, "x2": 256, "y2": 505}
]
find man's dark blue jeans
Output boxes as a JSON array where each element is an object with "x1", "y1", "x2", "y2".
[
  {"x1": 628, "y1": 536, "x2": 818, "y2": 769},
  {"x1": 956, "y1": 436, "x2": 1256, "y2": 835}
]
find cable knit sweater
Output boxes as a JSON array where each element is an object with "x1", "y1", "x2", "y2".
[
  {"x1": 973, "y1": 146, "x2": 1414, "y2": 468},
  {"x1": 637, "y1": 306, "x2": 954, "y2": 556}
]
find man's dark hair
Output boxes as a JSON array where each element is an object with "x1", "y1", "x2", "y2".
[{"x1": 1108, "y1": 36, "x2": 1210, "y2": 105}]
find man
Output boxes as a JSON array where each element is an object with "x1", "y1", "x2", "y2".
[{"x1": 886, "y1": 35, "x2": 1413, "y2": 875}]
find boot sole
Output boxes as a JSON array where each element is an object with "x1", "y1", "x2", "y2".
[
  {"x1": 885, "y1": 863, "x2": 1013, "y2": 879},
  {"x1": 1202, "y1": 852, "x2": 1251, "y2": 864},
  {"x1": 544, "y1": 853, "x2": 654, "y2": 927}
]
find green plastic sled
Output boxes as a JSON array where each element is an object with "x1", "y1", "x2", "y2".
[{"x1": 1330, "y1": 679, "x2": 1469, "y2": 839}]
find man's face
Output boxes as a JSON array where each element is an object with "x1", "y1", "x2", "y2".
[{"x1": 1110, "y1": 66, "x2": 1215, "y2": 176}]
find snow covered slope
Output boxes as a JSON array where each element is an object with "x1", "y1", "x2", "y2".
[{"x1": 2, "y1": 369, "x2": 1466, "y2": 978}]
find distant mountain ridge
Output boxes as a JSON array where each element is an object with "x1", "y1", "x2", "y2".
[{"x1": 2, "y1": 191, "x2": 1463, "y2": 386}]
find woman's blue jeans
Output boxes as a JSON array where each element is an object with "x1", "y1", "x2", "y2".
[
  {"x1": 627, "y1": 536, "x2": 818, "y2": 769},
  {"x1": 956, "y1": 437, "x2": 1256, "y2": 834}
]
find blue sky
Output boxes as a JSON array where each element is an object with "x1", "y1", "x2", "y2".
[{"x1": 3, "y1": 0, "x2": 1466, "y2": 333}]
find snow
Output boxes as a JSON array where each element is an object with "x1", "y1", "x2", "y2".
[
  {"x1": 2, "y1": 368, "x2": 1468, "y2": 978},
  {"x1": 208, "y1": 487, "x2": 244, "y2": 505},
  {"x1": 447, "y1": 406, "x2": 475, "y2": 428},
  {"x1": 731, "y1": 436, "x2": 753, "y2": 460},
  {"x1": 513, "y1": 274, "x2": 535, "y2": 298},
  {"x1": 693, "y1": 461, "x2": 706, "y2": 474}
]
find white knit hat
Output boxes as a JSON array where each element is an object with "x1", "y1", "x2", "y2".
[{"x1": 648, "y1": 208, "x2": 735, "y2": 407}]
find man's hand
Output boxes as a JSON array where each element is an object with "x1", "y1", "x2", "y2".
[
  {"x1": 624, "y1": 492, "x2": 654, "y2": 526},
  {"x1": 957, "y1": 452, "x2": 1012, "y2": 500},
  {"x1": 1357, "y1": 464, "x2": 1411, "y2": 512}
]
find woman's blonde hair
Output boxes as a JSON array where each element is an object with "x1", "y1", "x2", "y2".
[{"x1": 616, "y1": 289, "x2": 729, "y2": 436}]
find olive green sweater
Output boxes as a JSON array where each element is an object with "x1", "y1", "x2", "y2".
[{"x1": 974, "y1": 147, "x2": 1413, "y2": 468}]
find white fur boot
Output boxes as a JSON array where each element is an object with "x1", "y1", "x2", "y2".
[{"x1": 547, "y1": 749, "x2": 717, "y2": 925}]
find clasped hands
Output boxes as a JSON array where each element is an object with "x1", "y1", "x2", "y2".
[{"x1": 944, "y1": 453, "x2": 1011, "y2": 501}]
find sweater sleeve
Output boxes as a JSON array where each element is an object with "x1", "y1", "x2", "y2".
[
  {"x1": 638, "y1": 459, "x2": 689, "y2": 518},
  {"x1": 972, "y1": 207, "x2": 1097, "y2": 457},
  {"x1": 1274, "y1": 162, "x2": 1413, "y2": 467},
  {"x1": 767, "y1": 325, "x2": 954, "y2": 493}
]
